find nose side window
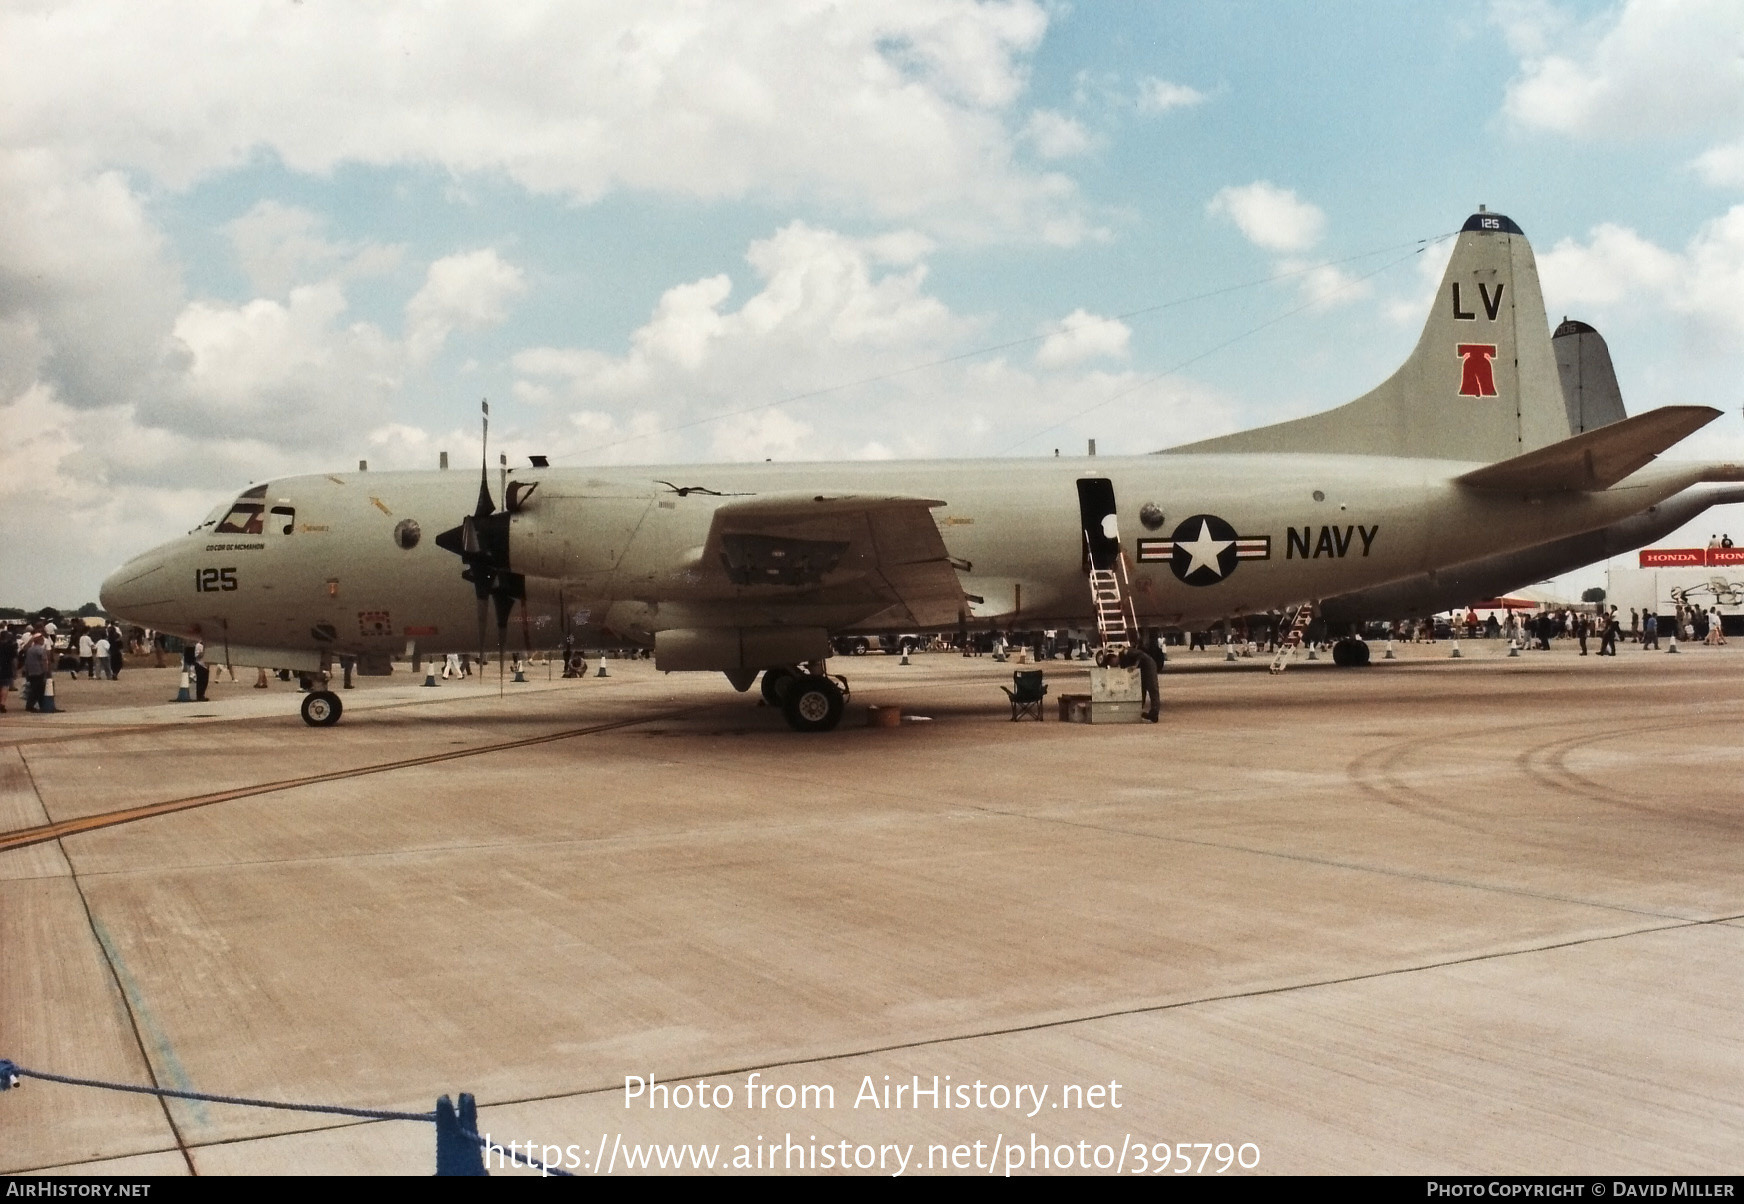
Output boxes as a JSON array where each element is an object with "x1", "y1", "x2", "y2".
[{"x1": 270, "y1": 506, "x2": 295, "y2": 535}]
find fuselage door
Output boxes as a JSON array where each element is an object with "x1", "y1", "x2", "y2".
[{"x1": 1076, "y1": 477, "x2": 1121, "y2": 571}]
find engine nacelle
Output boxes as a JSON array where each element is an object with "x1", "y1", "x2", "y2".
[{"x1": 654, "y1": 627, "x2": 830, "y2": 672}]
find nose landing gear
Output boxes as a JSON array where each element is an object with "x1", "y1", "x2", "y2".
[{"x1": 300, "y1": 690, "x2": 344, "y2": 726}]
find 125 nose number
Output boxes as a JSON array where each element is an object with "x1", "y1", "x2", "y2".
[{"x1": 195, "y1": 567, "x2": 238, "y2": 592}]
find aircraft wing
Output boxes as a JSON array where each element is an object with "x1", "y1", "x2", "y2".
[
  {"x1": 1455, "y1": 406, "x2": 1722, "y2": 493},
  {"x1": 698, "y1": 492, "x2": 966, "y2": 627}
]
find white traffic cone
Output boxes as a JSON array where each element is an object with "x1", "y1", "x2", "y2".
[
  {"x1": 41, "y1": 675, "x2": 57, "y2": 713},
  {"x1": 595, "y1": 659, "x2": 609, "y2": 677},
  {"x1": 1384, "y1": 637, "x2": 1396, "y2": 660},
  {"x1": 175, "y1": 669, "x2": 193, "y2": 702},
  {"x1": 1667, "y1": 633, "x2": 1680, "y2": 654},
  {"x1": 423, "y1": 668, "x2": 438, "y2": 686},
  {"x1": 1450, "y1": 635, "x2": 1462, "y2": 659}
]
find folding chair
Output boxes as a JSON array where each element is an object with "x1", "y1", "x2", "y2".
[{"x1": 1001, "y1": 669, "x2": 1047, "y2": 721}]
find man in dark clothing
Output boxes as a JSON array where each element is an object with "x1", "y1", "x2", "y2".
[
  {"x1": 106, "y1": 623, "x2": 124, "y2": 679},
  {"x1": 183, "y1": 640, "x2": 209, "y2": 701},
  {"x1": 1600, "y1": 610, "x2": 1620, "y2": 656},
  {"x1": 1642, "y1": 612, "x2": 1659, "y2": 650},
  {"x1": 0, "y1": 626, "x2": 16, "y2": 712},
  {"x1": 1117, "y1": 646, "x2": 1161, "y2": 723}
]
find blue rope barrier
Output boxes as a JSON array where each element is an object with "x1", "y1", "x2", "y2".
[{"x1": 0, "y1": 1058, "x2": 573, "y2": 1176}]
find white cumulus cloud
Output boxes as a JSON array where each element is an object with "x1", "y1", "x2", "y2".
[
  {"x1": 1208, "y1": 182, "x2": 1326, "y2": 253},
  {"x1": 225, "y1": 202, "x2": 404, "y2": 298},
  {"x1": 1035, "y1": 309, "x2": 1131, "y2": 369},
  {"x1": 1538, "y1": 207, "x2": 1744, "y2": 343},
  {"x1": 0, "y1": 0, "x2": 1091, "y2": 243},
  {"x1": 405, "y1": 249, "x2": 527, "y2": 364},
  {"x1": 511, "y1": 222, "x2": 1233, "y2": 465},
  {"x1": 1024, "y1": 109, "x2": 1096, "y2": 159},
  {"x1": 1497, "y1": 0, "x2": 1744, "y2": 192},
  {"x1": 1500, "y1": 0, "x2": 1744, "y2": 139},
  {"x1": 1136, "y1": 77, "x2": 1206, "y2": 113}
]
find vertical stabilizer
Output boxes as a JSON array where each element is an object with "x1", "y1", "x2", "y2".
[
  {"x1": 1164, "y1": 210, "x2": 1571, "y2": 462},
  {"x1": 1554, "y1": 318, "x2": 1628, "y2": 433}
]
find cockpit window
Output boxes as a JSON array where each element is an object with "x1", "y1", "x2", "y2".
[
  {"x1": 215, "y1": 503, "x2": 266, "y2": 535},
  {"x1": 270, "y1": 506, "x2": 296, "y2": 535},
  {"x1": 211, "y1": 485, "x2": 281, "y2": 535}
]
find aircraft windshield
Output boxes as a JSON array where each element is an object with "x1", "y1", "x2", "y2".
[
  {"x1": 212, "y1": 484, "x2": 272, "y2": 536},
  {"x1": 215, "y1": 504, "x2": 266, "y2": 535}
]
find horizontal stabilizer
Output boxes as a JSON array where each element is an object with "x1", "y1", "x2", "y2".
[{"x1": 1455, "y1": 406, "x2": 1721, "y2": 493}]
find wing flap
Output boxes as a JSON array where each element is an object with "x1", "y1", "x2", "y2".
[
  {"x1": 1455, "y1": 406, "x2": 1721, "y2": 493},
  {"x1": 700, "y1": 493, "x2": 964, "y2": 627}
]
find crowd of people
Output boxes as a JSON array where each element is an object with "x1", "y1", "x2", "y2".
[
  {"x1": 0, "y1": 618, "x2": 156, "y2": 714},
  {"x1": 0, "y1": 594, "x2": 1737, "y2": 716},
  {"x1": 1378, "y1": 603, "x2": 1733, "y2": 655}
]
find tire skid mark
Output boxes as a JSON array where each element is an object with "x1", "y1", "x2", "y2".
[
  {"x1": 1346, "y1": 721, "x2": 1529, "y2": 836},
  {"x1": 1520, "y1": 717, "x2": 1744, "y2": 829},
  {"x1": 0, "y1": 709, "x2": 687, "y2": 854}
]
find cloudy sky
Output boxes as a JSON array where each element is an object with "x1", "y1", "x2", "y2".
[{"x1": 5, "y1": 0, "x2": 1744, "y2": 605}]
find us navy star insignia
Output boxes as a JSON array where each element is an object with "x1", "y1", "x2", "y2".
[{"x1": 1136, "y1": 513, "x2": 1270, "y2": 586}]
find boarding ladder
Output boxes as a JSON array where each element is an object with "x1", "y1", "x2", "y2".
[
  {"x1": 1088, "y1": 552, "x2": 1141, "y2": 655},
  {"x1": 1268, "y1": 602, "x2": 1315, "y2": 674}
]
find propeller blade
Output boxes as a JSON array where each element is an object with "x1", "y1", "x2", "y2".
[{"x1": 476, "y1": 398, "x2": 494, "y2": 516}]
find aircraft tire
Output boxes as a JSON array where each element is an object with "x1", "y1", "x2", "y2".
[
  {"x1": 760, "y1": 666, "x2": 799, "y2": 707},
  {"x1": 1331, "y1": 638, "x2": 1371, "y2": 668},
  {"x1": 782, "y1": 675, "x2": 844, "y2": 732},
  {"x1": 301, "y1": 690, "x2": 343, "y2": 727}
]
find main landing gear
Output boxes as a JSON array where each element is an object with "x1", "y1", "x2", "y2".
[
  {"x1": 1330, "y1": 638, "x2": 1371, "y2": 667},
  {"x1": 760, "y1": 665, "x2": 848, "y2": 732},
  {"x1": 300, "y1": 690, "x2": 343, "y2": 726}
]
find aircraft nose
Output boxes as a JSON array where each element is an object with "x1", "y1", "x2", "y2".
[{"x1": 100, "y1": 547, "x2": 180, "y2": 625}]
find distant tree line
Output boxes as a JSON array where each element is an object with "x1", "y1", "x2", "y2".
[{"x1": 0, "y1": 603, "x2": 106, "y2": 621}]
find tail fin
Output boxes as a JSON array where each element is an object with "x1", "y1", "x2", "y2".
[
  {"x1": 1553, "y1": 318, "x2": 1628, "y2": 433},
  {"x1": 1165, "y1": 210, "x2": 1570, "y2": 462}
]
